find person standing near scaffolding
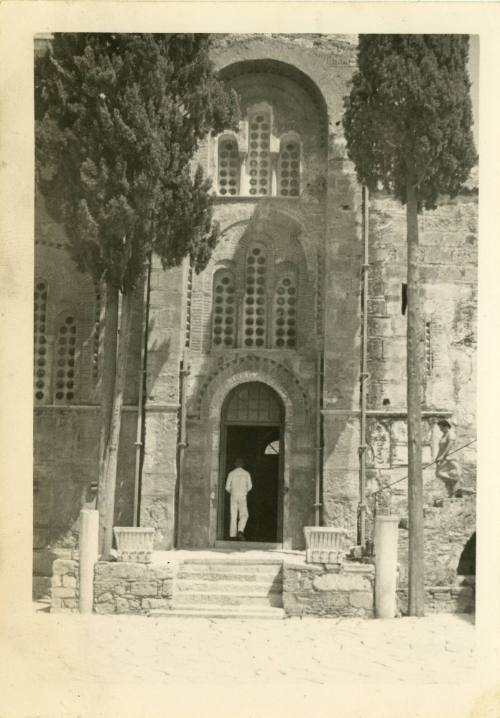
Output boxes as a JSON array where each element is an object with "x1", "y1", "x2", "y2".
[
  {"x1": 225, "y1": 457, "x2": 252, "y2": 540},
  {"x1": 435, "y1": 419, "x2": 461, "y2": 496}
]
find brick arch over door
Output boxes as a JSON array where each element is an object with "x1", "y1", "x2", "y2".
[{"x1": 195, "y1": 355, "x2": 311, "y2": 423}]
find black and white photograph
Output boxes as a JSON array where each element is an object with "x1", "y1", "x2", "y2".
[{"x1": 1, "y1": 4, "x2": 499, "y2": 718}]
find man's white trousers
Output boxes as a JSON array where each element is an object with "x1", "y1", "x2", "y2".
[{"x1": 229, "y1": 494, "x2": 249, "y2": 537}]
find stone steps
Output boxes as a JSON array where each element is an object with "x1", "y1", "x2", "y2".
[
  {"x1": 176, "y1": 580, "x2": 282, "y2": 594},
  {"x1": 214, "y1": 541, "x2": 283, "y2": 550},
  {"x1": 150, "y1": 605, "x2": 285, "y2": 620},
  {"x1": 177, "y1": 571, "x2": 281, "y2": 582},
  {"x1": 175, "y1": 591, "x2": 283, "y2": 607},
  {"x1": 179, "y1": 554, "x2": 283, "y2": 571},
  {"x1": 160, "y1": 557, "x2": 285, "y2": 617}
]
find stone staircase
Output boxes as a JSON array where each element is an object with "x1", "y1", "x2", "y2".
[{"x1": 149, "y1": 557, "x2": 285, "y2": 619}]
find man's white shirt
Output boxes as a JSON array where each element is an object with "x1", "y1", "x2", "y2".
[{"x1": 225, "y1": 468, "x2": 252, "y2": 496}]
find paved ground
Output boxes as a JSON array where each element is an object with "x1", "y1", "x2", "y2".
[{"x1": 1, "y1": 607, "x2": 488, "y2": 718}]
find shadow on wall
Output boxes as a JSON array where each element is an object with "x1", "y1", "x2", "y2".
[{"x1": 114, "y1": 309, "x2": 172, "y2": 529}]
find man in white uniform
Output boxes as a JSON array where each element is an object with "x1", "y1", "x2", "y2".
[{"x1": 225, "y1": 457, "x2": 252, "y2": 540}]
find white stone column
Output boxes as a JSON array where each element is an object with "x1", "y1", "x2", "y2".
[
  {"x1": 79, "y1": 509, "x2": 99, "y2": 614},
  {"x1": 374, "y1": 515, "x2": 399, "y2": 619}
]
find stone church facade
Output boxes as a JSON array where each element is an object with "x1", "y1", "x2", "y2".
[{"x1": 34, "y1": 35, "x2": 477, "y2": 589}]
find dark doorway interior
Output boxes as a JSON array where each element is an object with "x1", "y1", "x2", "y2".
[
  {"x1": 457, "y1": 532, "x2": 476, "y2": 576},
  {"x1": 220, "y1": 425, "x2": 282, "y2": 542}
]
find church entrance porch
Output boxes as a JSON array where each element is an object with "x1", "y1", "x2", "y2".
[{"x1": 178, "y1": 362, "x2": 316, "y2": 550}]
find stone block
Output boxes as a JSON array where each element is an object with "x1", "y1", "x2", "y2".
[
  {"x1": 368, "y1": 317, "x2": 393, "y2": 338},
  {"x1": 349, "y1": 591, "x2": 374, "y2": 609},
  {"x1": 94, "y1": 602, "x2": 115, "y2": 615},
  {"x1": 141, "y1": 597, "x2": 171, "y2": 610},
  {"x1": 52, "y1": 586, "x2": 76, "y2": 599},
  {"x1": 116, "y1": 596, "x2": 143, "y2": 614},
  {"x1": 319, "y1": 592, "x2": 350, "y2": 609},
  {"x1": 142, "y1": 565, "x2": 172, "y2": 581},
  {"x1": 94, "y1": 579, "x2": 127, "y2": 596},
  {"x1": 312, "y1": 572, "x2": 372, "y2": 592},
  {"x1": 129, "y1": 581, "x2": 159, "y2": 597},
  {"x1": 53, "y1": 559, "x2": 77, "y2": 576},
  {"x1": 160, "y1": 580, "x2": 173, "y2": 598},
  {"x1": 94, "y1": 562, "x2": 148, "y2": 580},
  {"x1": 51, "y1": 574, "x2": 62, "y2": 587},
  {"x1": 62, "y1": 598, "x2": 78, "y2": 610},
  {"x1": 95, "y1": 591, "x2": 115, "y2": 605},
  {"x1": 62, "y1": 575, "x2": 77, "y2": 588}
]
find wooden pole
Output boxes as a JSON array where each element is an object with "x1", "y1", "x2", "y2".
[{"x1": 406, "y1": 182, "x2": 425, "y2": 616}]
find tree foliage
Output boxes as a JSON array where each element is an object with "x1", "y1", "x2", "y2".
[
  {"x1": 35, "y1": 33, "x2": 239, "y2": 289},
  {"x1": 343, "y1": 35, "x2": 476, "y2": 209}
]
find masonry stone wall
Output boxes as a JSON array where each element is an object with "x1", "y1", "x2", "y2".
[
  {"x1": 396, "y1": 581, "x2": 475, "y2": 615},
  {"x1": 51, "y1": 558, "x2": 79, "y2": 612},
  {"x1": 283, "y1": 561, "x2": 374, "y2": 618},
  {"x1": 397, "y1": 496, "x2": 476, "y2": 587},
  {"x1": 93, "y1": 562, "x2": 174, "y2": 614},
  {"x1": 34, "y1": 199, "x2": 143, "y2": 551}
]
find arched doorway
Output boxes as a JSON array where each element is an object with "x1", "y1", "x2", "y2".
[{"x1": 218, "y1": 382, "x2": 284, "y2": 543}]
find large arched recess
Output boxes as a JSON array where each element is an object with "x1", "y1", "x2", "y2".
[
  {"x1": 218, "y1": 58, "x2": 329, "y2": 137},
  {"x1": 212, "y1": 33, "x2": 356, "y2": 126}
]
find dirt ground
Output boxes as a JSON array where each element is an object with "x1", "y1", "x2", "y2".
[{"x1": 0, "y1": 607, "x2": 490, "y2": 718}]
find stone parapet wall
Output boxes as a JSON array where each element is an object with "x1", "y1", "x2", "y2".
[
  {"x1": 397, "y1": 496, "x2": 475, "y2": 587},
  {"x1": 283, "y1": 561, "x2": 374, "y2": 618},
  {"x1": 93, "y1": 562, "x2": 174, "y2": 614},
  {"x1": 397, "y1": 581, "x2": 475, "y2": 615},
  {"x1": 51, "y1": 558, "x2": 79, "y2": 612}
]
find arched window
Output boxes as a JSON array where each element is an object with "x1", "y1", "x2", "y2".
[
  {"x1": 278, "y1": 136, "x2": 301, "y2": 197},
  {"x1": 248, "y1": 109, "x2": 271, "y2": 196},
  {"x1": 218, "y1": 136, "x2": 240, "y2": 196},
  {"x1": 54, "y1": 315, "x2": 77, "y2": 402},
  {"x1": 243, "y1": 244, "x2": 267, "y2": 347},
  {"x1": 34, "y1": 280, "x2": 49, "y2": 402},
  {"x1": 273, "y1": 274, "x2": 297, "y2": 348},
  {"x1": 212, "y1": 270, "x2": 237, "y2": 348}
]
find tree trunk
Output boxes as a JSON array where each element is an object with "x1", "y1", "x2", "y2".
[
  {"x1": 96, "y1": 284, "x2": 119, "y2": 554},
  {"x1": 406, "y1": 182, "x2": 425, "y2": 616},
  {"x1": 100, "y1": 290, "x2": 134, "y2": 559}
]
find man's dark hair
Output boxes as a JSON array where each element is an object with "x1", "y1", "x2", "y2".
[{"x1": 235, "y1": 457, "x2": 245, "y2": 468}]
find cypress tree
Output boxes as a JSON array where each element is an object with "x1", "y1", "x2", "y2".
[
  {"x1": 36, "y1": 33, "x2": 239, "y2": 557},
  {"x1": 343, "y1": 35, "x2": 476, "y2": 615}
]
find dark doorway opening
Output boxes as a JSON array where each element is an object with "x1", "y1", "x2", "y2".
[
  {"x1": 457, "y1": 532, "x2": 476, "y2": 576},
  {"x1": 218, "y1": 382, "x2": 284, "y2": 544},
  {"x1": 221, "y1": 425, "x2": 282, "y2": 542}
]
